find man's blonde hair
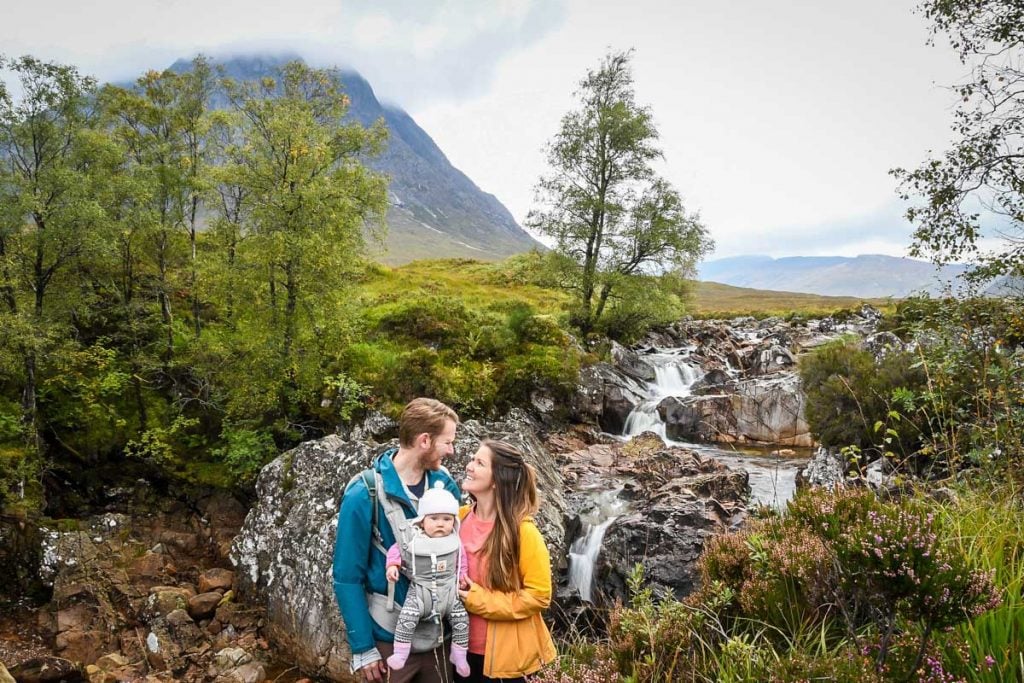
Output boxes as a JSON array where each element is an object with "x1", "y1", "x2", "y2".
[{"x1": 398, "y1": 398, "x2": 459, "y2": 448}]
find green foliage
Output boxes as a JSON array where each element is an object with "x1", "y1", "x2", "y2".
[
  {"x1": 934, "y1": 485, "x2": 1024, "y2": 682},
  {"x1": 800, "y1": 339, "x2": 928, "y2": 464},
  {"x1": 881, "y1": 297, "x2": 1024, "y2": 476},
  {"x1": 527, "y1": 50, "x2": 712, "y2": 336},
  {"x1": 608, "y1": 564, "x2": 719, "y2": 682},
  {"x1": 698, "y1": 487, "x2": 1001, "y2": 675},
  {"x1": 591, "y1": 272, "x2": 690, "y2": 343},
  {"x1": 125, "y1": 415, "x2": 200, "y2": 466},
  {"x1": 892, "y1": 0, "x2": 1024, "y2": 284},
  {"x1": 211, "y1": 423, "x2": 278, "y2": 483},
  {"x1": 0, "y1": 53, "x2": 585, "y2": 507}
]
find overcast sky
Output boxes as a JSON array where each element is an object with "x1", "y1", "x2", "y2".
[{"x1": 1, "y1": 0, "x2": 971, "y2": 259}]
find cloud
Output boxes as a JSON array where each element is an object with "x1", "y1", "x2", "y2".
[
  {"x1": 710, "y1": 200, "x2": 918, "y2": 259},
  {"x1": 0, "y1": 0, "x2": 566, "y2": 108}
]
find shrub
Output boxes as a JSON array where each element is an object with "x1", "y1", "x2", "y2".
[
  {"x1": 800, "y1": 339, "x2": 927, "y2": 463},
  {"x1": 608, "y1": 565, "x2": 720, "y2": 682},
  {"x1": 375, "y1": 296, "x2": 478, "y2": 351},
  {"x1": 498, "y1": 345, "x2": 580, "y2": 407},
  {"x1": 874, "y1": 296, "x2": 1024, "y2": 477},
  {"x1": 699, "y1": 487, "x2": 1000, "y2": 675},
  {"x1": 211, "y1": 423, "x2": 279, "y2": 483}
]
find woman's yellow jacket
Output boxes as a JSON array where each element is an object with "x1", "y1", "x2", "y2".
[{"x1": 459, "y1": 505, "x2": 558, "y2": 678}]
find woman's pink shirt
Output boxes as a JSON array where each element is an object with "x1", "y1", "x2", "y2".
[{"x1": 459, "y1": 508, "x2": 494, "y2": 654}]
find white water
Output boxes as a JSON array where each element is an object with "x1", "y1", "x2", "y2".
[
  {"x1": 622, "y1": 352, "x2": 703, "y2": 440},
  {"x1": 620, "y1": 347, "x2": 803, "y2": 508},
  {"x1": 567, "y1": 487, "x2": 627, "y2": 602}
]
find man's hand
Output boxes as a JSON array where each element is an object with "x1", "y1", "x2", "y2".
[
  {"x1": 386, "y1": 565, "x2": 399, "y2": 583},
  {"x1": 360, "y1": 660, "x2": 388, "y2": 682}
]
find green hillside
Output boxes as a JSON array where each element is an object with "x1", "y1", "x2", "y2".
[{"x1": 693, "y1": 280, "x2": 896, "y2": 316}]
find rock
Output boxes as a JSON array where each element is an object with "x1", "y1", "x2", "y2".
[
  {"x1": 147, "y1": 587, "x2": 193, "y2": 617},
  {"x1": 345, "y1": 410, "x2": 398, "y2": 443},
  {"x1": 569, "y1": 364, "x2": 607, "y2": 425},
  {"x1": 229, "y1": 434, "x2": 376, "y2": 680},
  {"x1": 864, "y1": 331, "x2": 903, "y2": 359},
  {"x1": 130, "y1": 551, "x2": 172, "y2": 588},
  {"x1": 865, "y1": 457, "x2": 898, "y2": 492},
  {"x1": 199, "y1": 568, "x2": 235, "y2": 594},
  {"x1": 610, "y1": 341, "x2": 656, "y2": 383},
  {"x1": 660, "y1": 375, "x2": 813, "y2": 447},
  {"x1": 55, "y1": 629, "x2": 105, "y2": 665},
  {"x1": 188, "y1": 592, "x2": 223, "y2": 620},
  {"x1": 599, "y1": 370, "x2": 649, "y2": 434},
  {"x1": 797, "y1": 447, "x2": 846, "y2": 489},
  {"x1": 231, "y1": 413, "x2": 565, "y2": 681},
  {"x1": 166, "y1": 608, "x2": 194, "y2": 627},
  {"x1": 587, "y1": 436, "x2": 749, "y2": 602},
  {"x1": 8, "y1": 657, "x2": 84, "y2": 683},
  {"x1": 218, "y1": 662, "x2": 266, "y2": 683},
  {"x1": 690, "y1": 368, "x2": 732, "y2": 394},
  {"x1": 94, "y1": 653, "x2": 128, "y2": 671},
  {"x1": 214, "y1": 647, "x2": 252, "y2": 669}
]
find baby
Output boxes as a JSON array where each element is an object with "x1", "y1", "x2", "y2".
[{"x1": 385, "y1": 485, "x2": 470, "y2": 677}]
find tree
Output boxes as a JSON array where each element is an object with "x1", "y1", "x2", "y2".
[
  {"x1": 527, "y1": 50, "x2": 712, "y2": 335},
  {"x1": 0, "y1": 56, "x2": 115, "y2": 453},
  {"x1": 100, "y1": 58, "x2": 216, "y2": 374},
  {"x1": 893, "y1": 0, "x2": 1024, "y2": 285},
  {"x1": 212, "y1": 61, "x2": 387, "y2": 427}
]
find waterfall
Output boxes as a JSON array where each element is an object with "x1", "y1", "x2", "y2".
[
  {"x1": 567, "y1": 488, "x2": 627, "y2": 602},
  {"x1": 619, "y1": 343, "x2": 805, "y2": 508},
  {"x1": 623, "y1": 353, "x2": 702, "y2": 439}
]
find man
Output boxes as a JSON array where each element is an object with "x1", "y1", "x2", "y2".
[{"x1": 333, "y1": 398, "x2": 461, "y2": 683}]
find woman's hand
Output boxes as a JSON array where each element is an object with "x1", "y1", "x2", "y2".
[
  {"x1": 458, "y1": 575, "x2": 476, "y2": 601},
  {"x1": 386, "y1": 565, "x2": 399, "y2": 583}
]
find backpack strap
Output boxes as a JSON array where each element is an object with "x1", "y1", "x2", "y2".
[{"x1": 361, "y1": 468, "x2": 388, "y2": 555}]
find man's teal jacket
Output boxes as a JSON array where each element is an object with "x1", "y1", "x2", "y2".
[{"x1": 332, "y1": 448, "x2": 461, "y2": 655}]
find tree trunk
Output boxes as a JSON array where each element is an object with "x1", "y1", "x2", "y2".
[
  {"x1": 189, "y1": 196, "x2": 201, "y2": 337},
  {"x1": 157, "y1": 231, "x2": 174, "y2": 369},
  {"x1": 593, "y1": 281, "x2": 614, "y2": 324}
]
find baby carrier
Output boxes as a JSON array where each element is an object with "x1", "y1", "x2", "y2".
[{"x1": 356, "y1": 470, "x2": 461, "y2": 652}]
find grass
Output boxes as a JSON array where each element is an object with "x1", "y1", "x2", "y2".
[
  {"x1": 359, "y1": 259, "x2": 897, "y2": 320},
  {"x1": 692, "y1": 281, "x2": 896, "y2": 317},
  {"x1": 355, "y1": 258, "x2": 569, "y2": 315},
  {"x1": 936, "y1": 484, "x2": 1024, "y2": 682}
]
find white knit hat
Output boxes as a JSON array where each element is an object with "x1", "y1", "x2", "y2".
[{"x1": 414, "y1": 483, "x2": 459, "y2": 523}]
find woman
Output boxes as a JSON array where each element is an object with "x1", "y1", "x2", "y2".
[{"x1": 456, "y1": 439, "x2": 557, "y2": 682}]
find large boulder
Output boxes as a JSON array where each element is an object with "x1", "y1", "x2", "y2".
[
  {"x1": 230, "y1": 435, "x2": 373, "y2": 681},
  {"x1": 231, "y1": 414, "x2": 565, "y2": 681},
  {"x1": 610, "y1": 341, "x2": 656, "y2": 383},
  {"x1": 590, "y1": 435, "x2": 749, "y2": 602},
  {"x1": 569, "y1": 362, "x2": 648, "y2": 435},
  {"x1": 796, "y1": 447, "x2": 847, "y2": 489},
  {"x1": 660, "y1": 374, "x2": 813, "y2": 447}
]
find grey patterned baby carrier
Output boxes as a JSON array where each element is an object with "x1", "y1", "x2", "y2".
[{"x1": 363, "y1": 472, "x2": 461, "y2": 652}]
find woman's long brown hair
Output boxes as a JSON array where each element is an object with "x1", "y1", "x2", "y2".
[{"x1": 477, "y1": 439, "x2": 538, "y2": 592}]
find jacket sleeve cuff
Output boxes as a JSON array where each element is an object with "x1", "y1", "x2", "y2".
[{"x1": 350, "y1": 646, "x2": 382, "y2": 674}]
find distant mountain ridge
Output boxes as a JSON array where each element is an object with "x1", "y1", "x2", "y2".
[
  {"x1": 698, "y1": 254, "x2": 969, "y2": 298},
  {"x1": 168, "y1": 53, "x2": 541, "y2": 264}
]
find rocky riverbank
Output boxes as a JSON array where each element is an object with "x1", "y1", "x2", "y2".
[{"x1": 0, "y1": 310, "x2": 884, "y2": 681}]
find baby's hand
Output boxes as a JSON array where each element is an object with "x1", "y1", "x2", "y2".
[{"x1": 386, "y1": 565, "x2": 399, "y2": 582}]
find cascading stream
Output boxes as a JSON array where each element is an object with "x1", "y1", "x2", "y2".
[
  {"x1": 567, "y1": 487, "x2": 627, "y2": 603},
  {"x1": 620, "y1": 345, "x2": 804, "y2": 508},
  {"x1": 623, "y1": 351, "x2": 703, "y2": 440}
]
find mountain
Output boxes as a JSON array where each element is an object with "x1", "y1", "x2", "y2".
[
  {"x1": 698, "y1": 254, "x2": 970, "y2": 298},
  {"x1": 169, "y1": 54, "x2": 541, "y2": 264}
]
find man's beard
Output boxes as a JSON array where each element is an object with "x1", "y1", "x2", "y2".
[{"x1": 419, "y1": 441, "x2": 444, "y2": 471}]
